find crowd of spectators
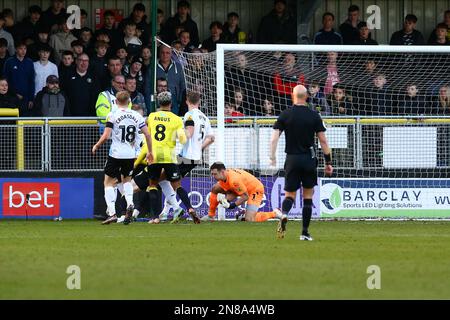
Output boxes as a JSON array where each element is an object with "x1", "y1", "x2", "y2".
[{"x1": 0, "y1": 0, "x2": 449, "y2": 118}]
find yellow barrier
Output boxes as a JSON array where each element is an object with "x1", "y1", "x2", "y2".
[
  {"x1": 15, "y1": 119, "x2": 100, "y2": 171},
  {"x1": 0, "y1": 108, "x2": 19, "y2": 117}
]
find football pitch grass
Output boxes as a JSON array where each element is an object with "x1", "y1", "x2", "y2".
[{"x1": 1, "y1": 220, "x2": 450, "y2": 300}]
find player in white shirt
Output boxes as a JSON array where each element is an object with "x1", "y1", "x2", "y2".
[
  {"x1": 161, "y1": 91, "x2": 215, "y2": 222},
  {"x1": 92, "y1": 91, "x2": 153, "y2": 225}
]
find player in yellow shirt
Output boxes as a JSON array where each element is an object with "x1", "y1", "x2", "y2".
[{"x1": 145, "y1": 91, "x2": 200, "y2": 224}]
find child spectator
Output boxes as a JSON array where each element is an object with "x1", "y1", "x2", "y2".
[
  {"x1": 233, "y1": 87, "x2": 250, "y2": 114},
  {"x1": 90, "y1": 41, "x2": 109, "y2": 89},
  {"x1": 432, "y1": 84, "x2": 450, "y2": 114},
  {"x1": 307, "y1": 81, "x2": 330, "y2": 115},
  {"x1": 428, "y1": 10, "x2": 450, "y2": 44},
  {"x1": 71, "y1": 40, "x2": 84, "y2": 58},
  {"x1": 33, "y1": 43, "x2": 58, "y2": 96},
  {"x1": 58, "y1": 50, "x2": 75, "y2": 88},
  {"x1": 427, "y1": 23, "x2": 450, "y2": 45},
  {"x1": 118, "y1": 3, "x2": 151, "y2": 46},
  {"x1": 3, "y1": 42, "x2": 35, "y2": 115},
  {"x1": 95, "y1": 10, "x2": 121, "y2": 52},
  {"x1": 223, "y1": 12, "x2": 244, "y2": 44},
  {"x1": 78, "y1": 27, "x2": 94, "y2": 50},
  {"x1": 261, "y1": 97, "x2": 276, "y2": 116},
  {"x1": 353, "y1": 22, "x2": 378, "y2": 45},
  {"x1": 389, "y1": 14, "x2": 425, "y2": 45},
  {"x1": 179, "y1": 30, "x2": 195, "y2": 52},
  {"x1": 201, "y1": 21, "x2": 224, "y2": 52},
  {"x1": 123, "y1": 21, "x2": 143, "y2": 58},
  {"x1": 34, "y1": 75, "x2": 70, "y2": 116},
  {"x1": 327, "y1": 84, "x2": 352, "y2": 115},
  {"x1": 398, "y1": 83, "x2": 427, "y2": 115},
  {"x1": 116, "y1": 46, "x2": 129, "y2": 66},
  {"x1": 225, "y1": 101, "x2": 244, "y2": 122},
  {"x1": 140, "y1": 45, "x2": 151, "y2": 74}
]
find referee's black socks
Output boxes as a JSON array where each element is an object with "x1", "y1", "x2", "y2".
[
  {"x1": 282, "y1": 197, "x2": 295, "y2": 215},
  {"x1": 302, "y1": 199, "x2": 313, "y2": 233}
]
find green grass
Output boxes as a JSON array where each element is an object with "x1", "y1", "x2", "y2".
[{"x1": 1, "y1": 220, "x2": 450, "y2": 299}]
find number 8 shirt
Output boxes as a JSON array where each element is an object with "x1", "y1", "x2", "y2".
[
  {"x1": 106, "y1": 108, "x2": 146, "y2": 159},
  {"x1": 147, "y1": 110, "x2": 184, "y2": 163}
]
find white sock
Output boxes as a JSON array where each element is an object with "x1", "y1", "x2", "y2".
[
  {"x1": 132, "y1": 208, "x2": 140, "y2": 218},
  {"x1": 117, "y1": 182, "x2": 124, "y2": 196},
  {"x1": 104, "y1": 186, "x2": 116, "y2": 216},
  {"x1": 123, "y1": 182, "x2": 134, "y2": 207},
  {"x1": 117, "y1": 215, "x2": 125, "y2": 223},
  {"x1": 159, "y1": 180, "x2": 180, "y2": 210}
]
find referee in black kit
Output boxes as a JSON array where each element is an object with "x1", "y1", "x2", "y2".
[{"x1": 270, "y1": 85, "x2": 333, "y2": 241}]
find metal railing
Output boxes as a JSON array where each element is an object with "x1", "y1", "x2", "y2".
[{"x1": 0, "y1": 116, "x2": 449, "y2": 173}]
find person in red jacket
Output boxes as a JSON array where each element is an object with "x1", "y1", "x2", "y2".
[{"x1": 273, "y1": 52, "x2": 305, "y2": 109}]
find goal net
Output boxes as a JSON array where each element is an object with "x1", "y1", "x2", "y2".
[{"x1": 172, "y1": 43, "x2": 450, "y2": 220}]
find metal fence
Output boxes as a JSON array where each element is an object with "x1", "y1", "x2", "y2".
[{"x1": 0, "y1": 117, "x2": 449, "y2": 174}]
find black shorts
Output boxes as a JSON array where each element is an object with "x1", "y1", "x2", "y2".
[
  {"x1": 133, "y1": 167, "x2": 150, "y2": 190},
  {"x1": 104, "y1": 156, "x2": 135, "y2": 179},
  {"x1": 179, "y1": 163, "x2": 197, "y2": 177},
  {"x1": 284, "y1": 154, "x2": 318, "y2": 191},
  {"x1": 147, "y1": 163, "x2": 181, "y2": 182}
]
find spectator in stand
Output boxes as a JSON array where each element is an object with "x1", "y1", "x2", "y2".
[
  {"x1": 14, "y1": 5, "x2": 42, "y2": 45},
  {"x1": 140, "y1": 45, "x2": 151, "y2": 74},
  {"x1": 0, "y1": 12, "x2": 15, "y2": 56},
  {"x1": 33, "y1": 43, "x2": 58, "y2": 97},
  {"x1": 0, "y1": 38, "x2": 10, "y2": 75},
  {"x1": 432, "y1": 84, "x2": 450, "y2": 114},
  {"x1": 257, "y1": 0, "x2": 296, "y2": 44},
  {"x1": 115, "y1": 47, "x2": 128, "y2": 66},
  {"x1": 155, "y1": 45, "x2": 185, "y2": 115},
  {"x1": 49, "y1": 15, "x2": 78, "y2": 65},
  {"x1": 34, "y1": 75, "x2": 70, "y2": 116},
  {"x1": 78, "y1": 27, "x2": 94, "y2": 51},
  {"x1": 0, "y1": 77, "x2": 21, "y2": 109},
  {"x1": 307, "y1": 80, "x2": 330, "y2": 115},
  {"x1": 41, "y1": 0, "x2": 66, "y2": 34},
  {"x1": 125, "y1": 76, "x2": 146, "y2": 115},
  {"x1": 160, "y1": 0, "x2": 200, "y2": 47},
  {"x1": 233, "y1": 87, "x2": 250, "y2": 114},
  {"x1": 273, "y1": 52, "x2": 305, "y2": 108},
  {"x1": 353, "y1": 22, "x2": 378, "y2": 45},
  {"x1": 223, "y1": 12, "x2": 244, "y2": 44},
  {"x1": 27, "y1": 24, "x2": 56, "y2": 63},
  {"x1": 156, "y1": 9, "x2": 165, "y2": 36},
  {"x1": 225, "y1": 101, "x2": 244, "y2": 122},
  {"x1": 100, "y1": 56, "x2": 123, "y2": 91},
  {"x1": 96, "y1": 74, "x2": 130, "y2": 121},
  {"x1": 95, "y1": 10, "x2": 122, "y2": 52},
  {"x1": 356, "y1": 73, "x2": 392, "y2": 115},
  {"x1": 313, "y1": 12, "x2": 343, "y2": 45},
  {"x1": 398, "y1": 83, "x2": 427, "y2": 115},
  {"x1": 201, "y1": 21, "x2": 224, "y2": 52},
  {"x1": 339, "y1": 5, "x2": 363, "y2": 45},
  {"x1": 72, "y1": 9, "x2": 91, "y2": 39},
  {"x1": 122, "y1": 21, "x2": 143, "y2": 58},
  {"x1": 261, "y1": 97, "x2": 276, "y2": 116},
  {"x1": 118, "y1": 3, "x2": 151, "y2": 46},
  {"x1": 3, "y1": 42, "x2": 34, "y2": 116},
  {"x1": 123, "y1": 56, "x2": 145, "y2": 94},
  {"x1": 323, "y1": 51, "x2": 340, "y2": 95},
  {"x1": 327, "y1": 83, "x2": 352, "y2": 115},
  {"x1": 58, "y1": 50, "x2": 74, "y2": 86},
  {"x1": 428, "y1": 10, "x2": 450, "y2": 44},
  {"x1": 389, "y1": 14, "x2": 425, "y2": 45},
  {"x1": 64, "y1": 53, "x2": 99, "y2": 116},
  {"x1": 71, "y1": 40, "x2": 84, "y2": 58},
  {"x1": 156, "y1": 77, "x2": 169, "y2": 95},
  {"x1": 428, "y1": 23, "x2": 450, "y2": 45},
  {"x1": 2, "y1": 9, "x2": 19, "y2": 43},
  {"x1": 90, "y1": 41, "x2": 109, "y2": 89},
  {"x1": 179, "y1": 30, "x2": 195, "y2": 52}
]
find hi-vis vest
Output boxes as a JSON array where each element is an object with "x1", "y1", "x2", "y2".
[{"x1": 95, "y1": 90, "x2": 132, "y2": 123}]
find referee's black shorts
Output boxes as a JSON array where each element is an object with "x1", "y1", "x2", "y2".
[{"x1": 284, "y1": 154, "x2": 318, "y2": 191}]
